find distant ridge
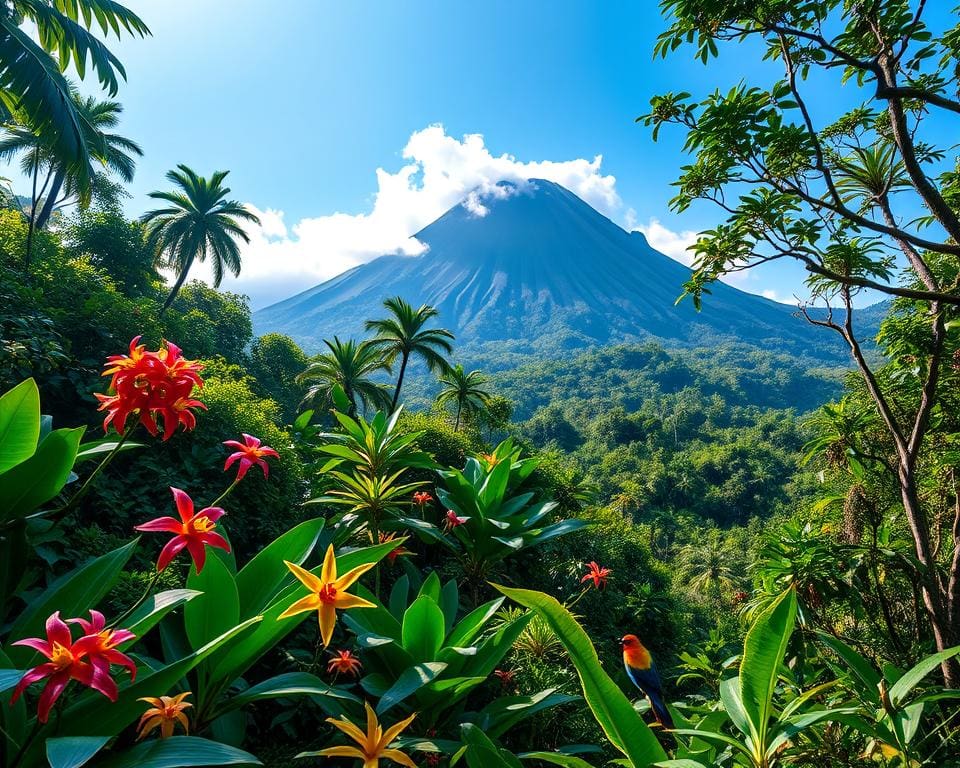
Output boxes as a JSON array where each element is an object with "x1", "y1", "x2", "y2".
[{"x1": 253, "y1": 179, "x2": 872, "y2": 359}]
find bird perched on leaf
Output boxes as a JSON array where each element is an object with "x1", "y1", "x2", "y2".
[{"x1": 620, "y1": 634, "x2": 674, "y2": 729}]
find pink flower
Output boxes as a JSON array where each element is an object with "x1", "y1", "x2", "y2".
[
  {"x1": 10, "y1": 612, "x2": 133, "y2": 722},
  {"x1": 443, "y1": 510, "x2": 469, "y2": 531},
  {"x1": 135, "y1": 487, "x2": 231, "y2": 574},
  {"x1": 223, "y1": 434, "x2": 280, "y2": 481}
]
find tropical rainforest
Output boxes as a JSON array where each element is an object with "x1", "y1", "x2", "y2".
[{"x1": 1, "y1": 2, "x2": 960, "y2": 768}]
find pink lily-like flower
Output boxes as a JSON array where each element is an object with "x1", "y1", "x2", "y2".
[
  {"x1": 69, "y1": 610, "x2": 137, "y2": 689},
  {"x1": 223, "y1": 433, "x2": 280, "y2": 481},
  {"x1": 135, "y1": 487, "x2": 230, "y2": 574},
  {"x1": 10, "y1": 612, "x2": 122, "y2": 722}
]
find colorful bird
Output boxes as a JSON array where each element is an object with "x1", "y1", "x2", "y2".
[{"x1": 620, "y1": 634, "x2": 674, "y2": 729}]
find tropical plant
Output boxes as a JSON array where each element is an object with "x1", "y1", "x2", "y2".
[
  {"x1": 436, "y1": 364, "x2": 492, "y2": 431},
  {"x1": 0, "y1": 0, "x2": 149, "y2": 198},
  {"x1": 141, "y1": 165, "x2": 260, "y2": 313},
  {"x1": 365, "y1": 296, "x2": 454, "y2": 411},
  {"x1": 342, "y1": 572, "x2": 535, "y2": 729},
  {"x1": 0, "y1": 94, "x2": 142, "y2": 233},
  {"x1": 675, "y1": 530, "x2": 739, "y2": 601},
  {"x1": 437, "y1": 439, "x2": 588, "y2": 591},
  {"x1": 298, "y1": 337, "x2": 392, "y2": 416}
]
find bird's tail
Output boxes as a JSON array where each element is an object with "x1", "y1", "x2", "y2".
[{"x1": 647, "y1": 690, "x2": 675, "y2": 730}]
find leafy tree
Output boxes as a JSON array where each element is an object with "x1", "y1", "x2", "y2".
[
  {"x1": 249, "y1": 333, "x2": 308, "y2": 423},
  {"x1": 297, "y1": 337, "x2": 392, "y2": 417},
  {"x1": 365, "y1": 296, "x2": 454, "y2": 410},
  {"x1": 676, "y1": 530, "x2": 740, "y2": 601},
  {"x1": 436, "y1": 364, "x2": 492, "y2": 431},
  {"x1": 645, "y1": 0, "x2": 960, "y2": 684},
  {"x1": 62, "y1": 203, "x2": 157, "y2": 296},
  {"x1": 0, "y1": 0, "x2": 149, "y2": 197},
  {"x1": 141, "y1": 165, "x2": 260, "y2": 313}
]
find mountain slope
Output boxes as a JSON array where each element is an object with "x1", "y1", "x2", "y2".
[{"x1": 254, "y1": 180, "x2": 847, "y2": 358}]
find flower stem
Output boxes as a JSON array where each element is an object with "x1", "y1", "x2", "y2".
[
  {"x1": 53, "y1": 421, "x2": 138, "y2": 521},
  {"x1": 109, "y1": 569, "x2": 162, "y2": 630},
  {"x1": 208, "y1": 476, "x2": 241, "y2": 509}
]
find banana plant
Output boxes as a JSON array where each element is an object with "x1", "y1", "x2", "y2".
[
  {"x1": 342, "y1": 571, "x2": 533, "y2": 729},
  {"x1": 437, "y1": 440, "x2": 588, "y2": 583}
]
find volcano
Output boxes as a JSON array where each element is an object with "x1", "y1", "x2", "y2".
[{"x1": 253, "y1": 179, "x2": 840, "y2": 358}]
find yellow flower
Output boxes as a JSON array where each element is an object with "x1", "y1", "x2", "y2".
[
  {"x1": 136, "y1": 692, "x2": 192, "y2": 739},
  {"x1": 278, "y1": 544, "x2": 376, "y2": 647},
  {"x1": 318, "y1": 701, "x2": 417, "y2": 768}
]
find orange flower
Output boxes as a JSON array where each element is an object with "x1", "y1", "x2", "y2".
[
  {"x1": 581, "y1": 561, "x2": 612, "y2": 590},
  {"x1": 137, "y1": 692, "x2": 192, "y2": 739},
  {"x1": 378, "y1": 532, "x2": 413, "y2": 565},
  {"x1": 327, "y1": 649, "x2": 363, "y2": 677},
  {"x1": 317, "y1": 702, "x2": 417, "y2": 768},
  {"x1": 96, "y1": 336, "x2": 205, "y2": 441},
  {"x1": 134, "y1": 487, "x2": 230, "y2": 573},
  {"x1": 412, "y1": 491, "x2": 433, "y2": 506},
  {"x1": 278, "y1": 545, "x2": 376, "y2": 647}
]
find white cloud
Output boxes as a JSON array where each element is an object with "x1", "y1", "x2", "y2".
[
  {"x1": 194, "y1": 124, "x2": 622, "y2": 308},
  {"x1": 633, "y1": 216, "x2": 698, "y2": 266}
]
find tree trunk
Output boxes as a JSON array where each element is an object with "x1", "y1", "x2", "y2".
[
  {"x1": 159, "y1": 255, "x2": 194, "y2": 317},
  {"x1": 34, "y1": 168, "x2": 66, "y2": 230},
  {"x1": 454, "y1": 402, "x2": 462, "y2": 432},
  {"x1": 391, "y1": 352, "x2": 409, "y2": 412},
  {"x1": 24, "y1": 152, "x2": 40, "y2": 269}
]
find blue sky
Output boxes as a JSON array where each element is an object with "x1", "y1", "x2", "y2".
[{"x1": 17, "y1": 1, "x2": 956, "y2": 308}]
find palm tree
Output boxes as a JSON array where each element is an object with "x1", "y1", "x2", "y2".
[
  {"x1": 676, "y1": 533, "x2": 737, "y2": 601},
  {"x1": 141, "y1": 165, "x2": 260, "y2": 313},
  {"x1": 436, "y1": 364, "x2": 491, "y2": 431},
  {"x1": 297, "y1": 337, "x2": 393, "y2": 417},
  {"x1": 0, "y1": 94, "x2": 142, "y2": 256},
  {"x1": 0, "y1": 0, "x2": 149, "y2": 195},
  {"x1": 365, "y1": 296, "x2": 454, "y2": 411}
]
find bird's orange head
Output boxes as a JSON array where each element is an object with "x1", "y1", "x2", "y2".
[{"x1": 619, "y1": 634, "x2": 652, "y2": 669}]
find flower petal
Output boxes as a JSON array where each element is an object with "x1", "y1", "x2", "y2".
[
  {"x1": 170, "y1": 487, "x2": 194, "y2": 523},
  {"x1": 134, "y1": 517, "x2": 183, "y2": 533},
  {"x1": 332, "y1": 561, "x2": 377, "y2": 591},
  {"x1": 277, "y1": 594, "x2": 321, "y2": 620},
  {"x1": 320, "y1": 544, "x2": 338, "y2": 584},
  {"x1": 284, "y1": 560, "x2": 323, "y2": 593}
]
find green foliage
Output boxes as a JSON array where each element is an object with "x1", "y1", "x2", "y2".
[{"x1": 249, "y1": 333, "x2": 307, "y2": 423}]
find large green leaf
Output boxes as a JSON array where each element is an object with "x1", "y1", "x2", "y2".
[
  {"x1": 6, "y1": 540, "x2": 137, "y2": 665},
  {"x1": 461, "y1": 723, "x2": 524, "y2": 768},
  {"x1": 888, "y1": 645, "x2": 960, "y2": 708},
  {"x1": 0, "y1": 426, "x2": 84, "y2": 521},
  {"x1": 402, "y1": 596, "x2": 446, "y2": 662},
  {"x1": 816, "y1": 631, "x2": 881, "y2": 704},
  {"x1": 46, "y1": 736, "x2": 109, "y2": 768},
  {"x1": 739, "y1": 587, "x2": 797, "y2": 749},
  {"x1": 518, "y1": 753, "x2": 598, "y2": 768},
  {"x1": 186, "y1": 554, "x2": 240, "y2": 650},
  {"x1": 376, "y1": 661, "x2": 446, "y2": 715},
  {"x1": 235, "y1": 518, "x2": 324, "y2": 618},
  {"x1": 217, "y1": 672, "x2": 359, "y2": 715},
  {"x1": 0, "y1": 379, "x2": 39, "y2": 474},
  {"x1": 123, "y1": 589, "x2": 201, "y2": 643},
  {"x1": 95, "y1": 736, "x2": 261, "y2": 768},
  {"x1": 496, "y1": 586, "x2": 667, "y2": 765}
]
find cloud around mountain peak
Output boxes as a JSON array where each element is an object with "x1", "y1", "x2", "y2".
[{"x1": 191, "y1": 124, "x2": 624, "y2": 308}]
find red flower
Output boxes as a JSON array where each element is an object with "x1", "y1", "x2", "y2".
[
  {"x1": 223, "y1": 434, "x2": 280, "y2": 480},
  {"x1": 378, "y1": 532, "x2": 412, "y2": 565},
  {"x1": 68, "y1": 610, "x2": 137, "y2": 685},
  {"x1": 493, "y1": 668, "x2": 516, "y2": 688},
  {"x1": 327, "y1": 649, "x2": 363, "y2": 677},
  {"x1": 443, "y1": 510, "x2": 469, "y2": 531},
  {"x1": 96, "y1": 337, "x2": 205, "y2": 441},
  {"x1": 10, "y1": 612, "x2": 128, "y2": 722},
  {"x1": 580, "y1": 561, "x2": 612, "y2": 590},
  {"x1": 135, "y1": 487, "x2": 230, "y2": 574},
  {"x1": 412, "y1": 491, "x2": 433, "y2": 506}
]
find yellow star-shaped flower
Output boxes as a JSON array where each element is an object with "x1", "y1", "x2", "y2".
[
  {"x1": 278, "y1": 544, "x2": 376, "y2": 646},
  {"x1": 318, "y1": 701, "x2": 417, "y2": 768}
]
